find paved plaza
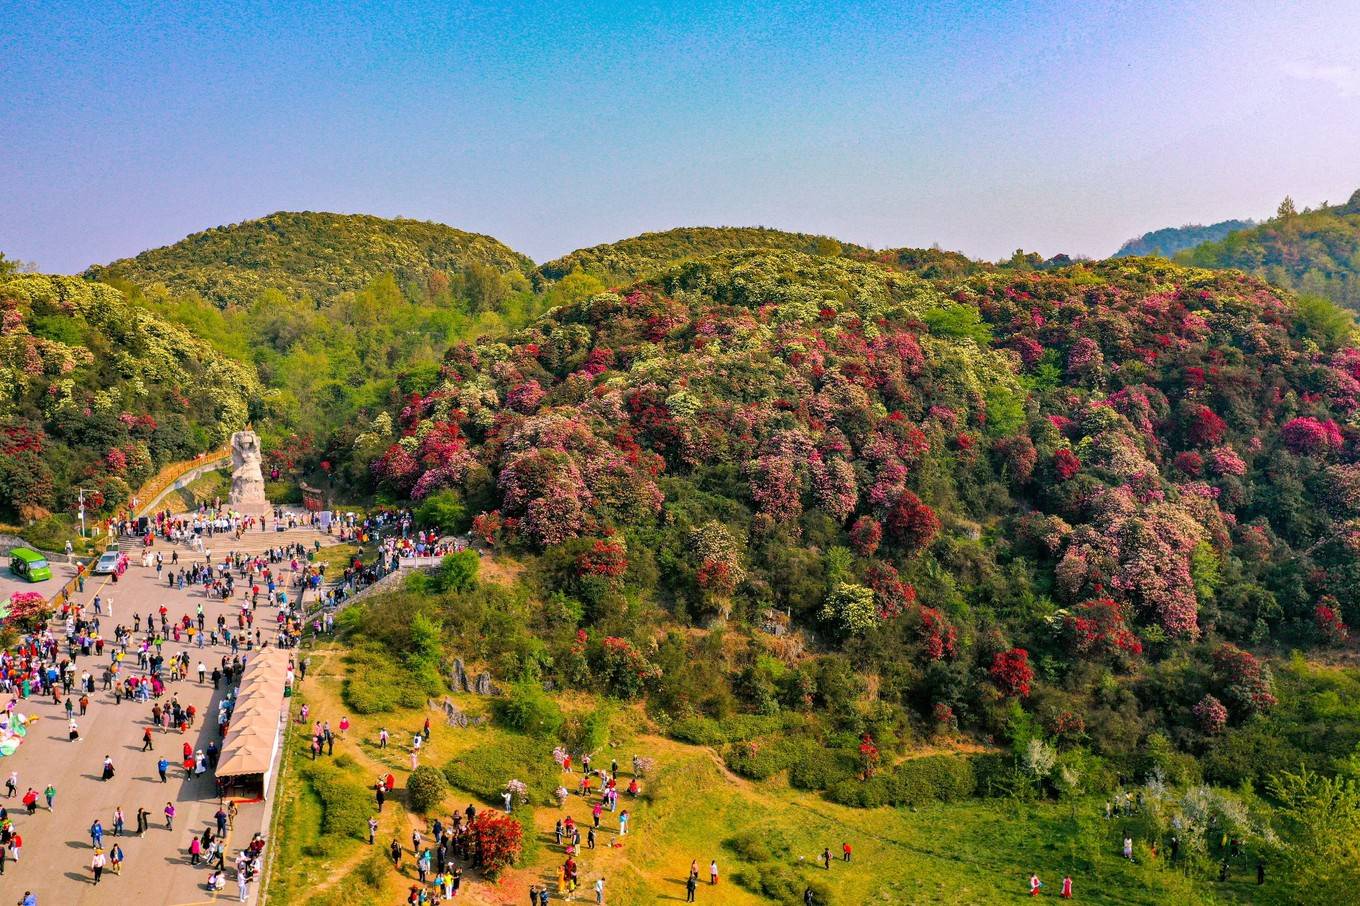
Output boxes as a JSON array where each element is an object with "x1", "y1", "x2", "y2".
[{"x1": 1, "y1": 520, "x2": 335, "y2": 905}]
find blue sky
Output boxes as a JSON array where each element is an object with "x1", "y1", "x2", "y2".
[{"x1": 2, "y1": 0, "x2": 1359, "y2": 273}]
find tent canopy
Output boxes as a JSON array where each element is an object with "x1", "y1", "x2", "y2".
[{"x1": 216, "y1": 647, "x2": 290, "y2": 780}]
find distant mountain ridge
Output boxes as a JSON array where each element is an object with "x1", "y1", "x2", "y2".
[
  {"x1": 1112, "y1": 219, "x2": 1255, "y2": 259},
  {"x1": 1179, "y1": 189, "x2": 1360, "y2": 310},
  {"x1": 84, "y1": 211, "x2": 534, "y2": 308}
]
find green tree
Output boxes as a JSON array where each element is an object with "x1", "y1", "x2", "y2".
[
  {"x1": 1268, "y1": 767, "x2": 1360, "y2": 903},
  {"x1": 406, "y1": 611, "x2": 444, "y2": 692},
  {"x1": 433, "y1": 550, "x2": 480, "y2": 594},
  {"x1": 407, "y1": 764, "x2": 449, "y2": 814}
]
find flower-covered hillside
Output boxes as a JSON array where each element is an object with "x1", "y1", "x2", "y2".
[
  {"x1": 0, "y1": 274, "x2": 260, "y2": 521},
  {"x1": 962, "y1": 258, "x2": 1360, "y2": 641},
  {"x1": 372, "y1": 250, "x2": 1360, "y2": 752}
]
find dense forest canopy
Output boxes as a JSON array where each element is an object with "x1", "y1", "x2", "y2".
[
  {"x1": 1113, "y1": 219, "x2": 1255, "y2": 259},
  {"x1": 1181, "y1": 191, "x2": 1360, "y2": 311},
  {"x1": 84, "y1": 211, "x2": 535, "y2": 309},
  {"x1": 0, "y1": 273, "x2": 259, "y2": 522},
  {"x1": 536, "y1": 226, "x2": 874, "y2": 284}
]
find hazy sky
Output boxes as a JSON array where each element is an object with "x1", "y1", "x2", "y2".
[{"x1": 3, "y1": 0, "x2": 1359, "y2": 273}]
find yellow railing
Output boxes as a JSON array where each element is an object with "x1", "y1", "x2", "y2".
[{"x1": 132, "y1": 444, "x2": 232, "y2": 517}]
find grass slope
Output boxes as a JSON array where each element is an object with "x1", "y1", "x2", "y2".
[{"x1": 267, "y1": 636, "x2": 1270, "y2": 906}]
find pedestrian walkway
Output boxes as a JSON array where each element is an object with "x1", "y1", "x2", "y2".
[{"x1": 0, "y1": 517, "x2": 337, "y2": 905}]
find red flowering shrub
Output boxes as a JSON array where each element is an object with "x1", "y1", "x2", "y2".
[
  {"x1": 1053, "y1": 448, "x2": 1081, "y2": 480},
  {"x1": 1211, "y1": 644, "x2": 1276, "y2": 713},
  {"x1": 917, "y1": 606, "x2": 957, "y2": 660},
  {"x1": 471, "y1": 510, "x2": 504, "y2": 547},
  {"x1": 1048, "y1": 710, "x2": 1086, "y2": 738},
  {"x1": 931, "y1": 702, "x2": 957, "y2": 729},
  {"x1": 1173, "y1": 451, "x2": 1203, "y2": 476},
  {"x1": 1184, "y1": 404, "x2": 1227, "y2": 446},
  {"x1": 1193, "y1": 694, "x2": 1228, "y2": 735},
  {"x1": 469, "y1": 809, "x2": 523, "y2": 877},
  {"x1": 1315, "y1": 597, "x2": 1349, "y2": 644},
  {"x1": 886, "y1": 491, "x2": 940, "y2": 553},
  {"x1": 858, "y1": 733, "x2": 881, "y2": 778},
  {"x1": 864, "y1": 562, "x2": 916, "y2": 620},
  {"x1": 577, "y1": 538, "x2": 627, "y2": 578},
  {"x1": 849, "y1": 516, "x2": 882, "y2": 556},
  {"x1": 989, "y1": 647, "x2": 1033, "y2": 698},
  {"x1": 592, "y1": 636, "x2": 660, "y2": 699},
  {"x1": 993, "y1": 434, "x2": 1037, "y2": 482},
  {"x1": 1281, "y1": 416, "x2": 1344, "y2": 454},
  {"x1": 1063, "y1": 597, "x2": 1142, "y2": 661}
]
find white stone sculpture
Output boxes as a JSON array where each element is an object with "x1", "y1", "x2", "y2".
[{"x1": 229, "y1": 430, "x2": 269, "y2": 509}]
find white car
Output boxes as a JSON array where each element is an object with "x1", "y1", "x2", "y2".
[{"x1": 93, "y1": 551, "x2": 121, "y2": 575}]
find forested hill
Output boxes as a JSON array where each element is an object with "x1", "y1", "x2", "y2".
[
  {"x1": 1112, "y1": 218, "x2": 1254, "y2": 258},
  {"x1": 0, "y1": 272, "x2": 259, "y2": 523},
  {"x1": 537, "y1": 226, "x2": 875, "y2": 283},
  {"x1": 1180, "y1": 190, "x2": 1360, "y2": 310},
  {"x1": 338, "y1": 245, "x2": 1360, "y2": 859},
  {"x1": 83, "y1": 211, "x2": 535, "y2": 308}
]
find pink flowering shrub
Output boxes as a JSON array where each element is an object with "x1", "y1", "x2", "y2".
[
  {"x1": 1193, "y1": 694, "x2": 1228, "y2": 735},
  {"x1": 1281, "y1": 416, "x2": 1343, "y2": 454},
  {"x1": 848, "y1": 516, "x2": 882, "y2": 556},
  {"x1": 1211, "y1": 644, "x2": 1276, "y2": 714}
]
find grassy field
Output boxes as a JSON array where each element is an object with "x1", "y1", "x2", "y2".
[{"x1": 262, "y1": 637, "x2": 1274, "y2": 906}]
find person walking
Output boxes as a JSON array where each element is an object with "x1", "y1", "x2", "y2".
[
  {"x1": 390, "y1": 837, "x2": 402, "y2": 869},
  {"x1": 91, "y1": 847, "x2": 106, "y2": 885},
  {"x1": 164, "y1": 802, "x2": 175, "y2": 829},
  {"x1": 685, "y1": 872, "x2": 697, "y2": 903},
  {"x1": 158, "y1": 757, "x2": 169, "y2": 782},
  {"x1": 110, "y1": 843, "x2": 124, "y2": 875},
  {"x1": 142, "y1": 727, "x2": 154, "y2": 752},
  {"x1": 4, "y1": 771, "x2": 15, "y2": 798},
  {"x1": 43, "y1": 783, "x2": 55, "y2": 811},
  {"x1": 113, "y1": 807, "x2": 125, "y2": 836},
  {"x1": 710, "y1": 859, "x2": 719, "y2": 885},
  {"x1": 90, "y1": 819, "x2": 104, "y2": 848},
  {"x1": 368, "y1": 816, "x2": 379, "y2": 844},
  {"x1": 822, "y1": 847, "x2": 832, "y2": 870}
]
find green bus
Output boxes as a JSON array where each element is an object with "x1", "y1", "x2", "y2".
[{"x1": 8, "y1": 548, "x2": 53, "y2": 583}]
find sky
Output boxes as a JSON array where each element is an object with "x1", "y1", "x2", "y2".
[{"x1": 2, "y1": 0, "x2": 1360, "y2": 273}]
